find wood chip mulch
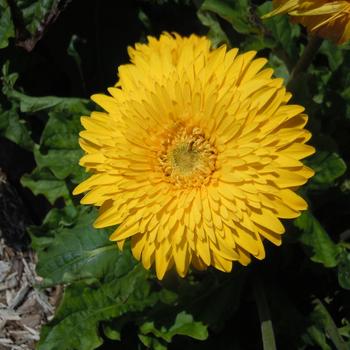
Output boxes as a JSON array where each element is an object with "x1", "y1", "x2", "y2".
[{"x1": 0, "y1": 239, "x2": 61, "y2": 350}]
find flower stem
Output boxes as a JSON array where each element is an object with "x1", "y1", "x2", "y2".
[
  {"x1": 253, "y1": 276, "x2": 277, "y2": 350},
  {"x1": 288, "y1": 35, "x2": 323, "y2": 87}
]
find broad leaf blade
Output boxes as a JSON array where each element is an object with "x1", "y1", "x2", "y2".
[
  {"x1": 34, "y1": 111, "x2": 87, "y2": 182},
  {"x1": 140, "y1": 311, "x2": 208, "y2": 343},
  {"x1": 295, "y1": 211, "x2": 340, "y2": 268},
  {"x1": 308, "y1": 151, "x2": 347, "y2": 190},
  {"x1": 0, "y1": 0, "x2": 15, "y2": 49},
  {"x1": 34, "y1": 207, "x2": 133, "y2": 286},
  {"x1": 200, "y1": 0, "x2": 252, "y2": 34},
  {"x1": 21, "y1": 168, "x2": 70, "y2": 205},
  {"x1": 38, "y1": 266, "x2": 158, "y2": 350},
  {"x1": 0, "y1": 106, "x2": 33, "y2": 150}
]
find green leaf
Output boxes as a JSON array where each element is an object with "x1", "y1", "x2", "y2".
[
  {"x1": 295, "y1": 211, "x2": 341, "y2": 268},
  {"x1": 19, "y1": 94, "x2": 91, "y2": 114},
  {"x1": 320, "y1": 40, "x2": 344, "y2": 71},
  {"x1": 1, "y1": 61, "x2": 18, "y2": 88},
  {"x1": 1, "y1": 66, "x2": 90, "y2": 188},
  {"x1": 102, "y1": 321, "x2": 122, "y2": 341},
  {"x1": 307, "y1": 151, "x2": 347, "y2": 190},
  {"x1": 303, "y1": 325, "x2": 332, "y2": 350},
  {"x1": 168, "y1": 312, "x2": 208, "y2": 340},
  {"x1": 37, "y1": 266, "x2": 158, "y2": 350},
  {"x1": 34, "y1": 111, "x2": 87, "y2": 182},
  {"x1": 197, "y1": 10, "x2": 230, "y2": 48},
  {"x1": 200, "y1": 0, "x2": 253, "y2": 34},
  {"x1": 35, "y1": 207, "x2": 136, "y2": 286},
  {"x1": 34, "y1": 146, "x2": 84, "y2": 181},
  {"x1": 241, "y1": 34, "x2": 275, "y2": 52},
  {"x1": 303, "y1": 299, "x2": 348, "y2": 350},
  {"x1": 40, "y1": 111, "x2": 81, "y2": 148},
  {"x1": 140, "y1": 311, "x2": 208, "y2": 343},
  {"x1": 138, "y1": 334, "x2": 167, "y2": 350},
  {"x1": 310, "y1": 299, "x2": 348, "y2": 350},
  {"x1": 338, "y1": 249, "x2": 350, "y2": 290},
  {"x1": 1, "y1": 62, "x2": 89, "y2": 163},
  {"x1": 338, "y1": 323, "x2": 350, "y2": 340},
  {"x1": 4, "y1": 89, "x2": 91, "y2": 115},
  {"x1": 0, "y1": 0, "x2": 15, "y2": 49},
  {"x1": 0, "y1": 64, "x2": 34, "y2": 150},
  {"x1": 0, "y1": 106, "x2": 33, "y2": 150},
  {"x1": 21, "y1": 168, "x2": 70, "y2": 205},
  {"x1": 29, "y1": 206, "x2": 79, "y2": 251},
  {"x1": 267, "y1": 54, "x2": 290, "y2": 81}
]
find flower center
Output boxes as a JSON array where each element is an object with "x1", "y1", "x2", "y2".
[{"x1": 158, "y1": 124, "x2": 217, "y2": 188}]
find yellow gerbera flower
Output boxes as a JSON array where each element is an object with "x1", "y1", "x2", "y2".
[
  {"x1": 74, "y1": 33, "x2": 315, "y2": 279},
  {"x1": 264, "y1": 0, "x2": 350, "y2": 44}
]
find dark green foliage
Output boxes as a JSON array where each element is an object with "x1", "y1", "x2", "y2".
[
  {"x1": 1, "y1": 1, "x2": 350, "y2": 349},
  {"x1": 308, "y1": 151, "x2": 347, "y2": 191},
  {"x1": 295, "y1": 211, "x2": 340, "y2": 267},
  {"x1": 200, "y1": 0, "x2": 252, "y2": 35},
  {"x1": 38, "y1": 267, "x2": 159, "y2": 350},
  {"x1": 0, "y1": 0, "x2": 15, "y2": 49}
]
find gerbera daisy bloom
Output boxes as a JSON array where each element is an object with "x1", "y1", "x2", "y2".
[
  {"x1": 74, "y1": 33, "x2": 315, "y2": 279},
  {"x1": 263, "y1": 0, "x2": 350, "y2": 44}
]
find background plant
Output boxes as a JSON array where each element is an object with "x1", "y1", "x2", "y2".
[{"x1": 0, "y1": 0, "x2": 350, "y2": 349}]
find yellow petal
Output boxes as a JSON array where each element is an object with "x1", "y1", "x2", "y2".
[{"x1": 250, "y1": 209, "x2": 285, "y2": 234}]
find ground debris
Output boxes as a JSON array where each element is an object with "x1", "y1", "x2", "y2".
[{"x1": 0, "y1": 239, "x2": 60, "y2": 350}]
